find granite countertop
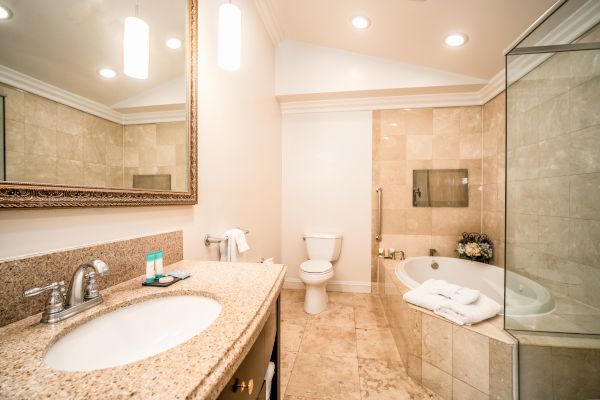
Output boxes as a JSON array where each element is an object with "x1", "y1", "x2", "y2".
[{"x1": 0, "y1": 260, "x2": 286, "y2": 400}]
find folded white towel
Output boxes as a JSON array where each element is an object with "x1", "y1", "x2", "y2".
[
  {"x1": 403, "y1": 287, "x2": 447, "y2": 311},
  {"x1": 425, "y1": 279, "x2": 480, "y2": 305},
  {"x1": 433, "y1": 295, "x2": 501, "y2": 326}
]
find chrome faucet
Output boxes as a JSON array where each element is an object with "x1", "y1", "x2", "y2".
[
  {"x1": 429, "y1": 248, "x2": 437, "y2": 256},
  {"x1": 66, "y1": 260, "x2": 109, "y2": 307},
  {"x1": 24, "y1": 259, "x2": 109, "y2": 324}
]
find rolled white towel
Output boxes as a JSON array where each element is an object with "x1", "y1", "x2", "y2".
[
  {"x1": 424, "y1": 279, "x2": 480, "y2": 305},
  {"x1": 403, "y1": 287, "x2": 447, "y2": 311},
  {"x1": 451, "y1": 288, "x2": 480, "y2": 305},
  {"x1": 433, "y1": 295, "x2": 501, "y2": 326},
  {"x1": 264, "y1": 361, "x2": 275, "y2": 400}
]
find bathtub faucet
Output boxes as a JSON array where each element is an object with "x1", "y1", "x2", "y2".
[{"x1": 429, "y1": 248, "x2": 437, "y2": 257}]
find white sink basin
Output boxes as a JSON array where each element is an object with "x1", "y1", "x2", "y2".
[{"x1": 44, "y1": 295, "x2": 221, "y2": 372}]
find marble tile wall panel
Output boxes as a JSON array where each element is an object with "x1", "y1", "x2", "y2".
[
  {"x1": 372, "y1": 98, "x2": 506, "y2": 283},
  {"x1": 0, "y1": 82, "x2": 125, "y2": 188},
  {"x1": 506, "y1": 44, "x2": 600, "y2": 325},
  {"x1": 124, "y1": 121, "x2": 187, "y2": 191}
]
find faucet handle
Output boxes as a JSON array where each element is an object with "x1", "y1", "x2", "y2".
[
  {"x1": 24, "y1": 281, "x2": 65, "y2": 298},
  {"x1": 84, "y1": 272, "x2": 101, "y2": 300},
  {"x1": 24, "y1": 281, "x2": 66, "y2": 321}
]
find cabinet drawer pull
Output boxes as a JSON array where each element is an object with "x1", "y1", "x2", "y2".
[{"x1": 234, "y1": 379, "x2": 254, "y2": 395}]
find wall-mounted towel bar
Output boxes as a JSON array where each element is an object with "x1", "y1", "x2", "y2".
[{"x1": 204, "y1": 228, "x2": 249, "y2": 246}]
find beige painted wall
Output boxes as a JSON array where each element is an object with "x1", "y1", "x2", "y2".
[
  {"x1": 281, "y1": 111, "x2": 372, "y2": 292},
  {"x1": 0, "y1": 0, "x2": 282, "y2": 265}
]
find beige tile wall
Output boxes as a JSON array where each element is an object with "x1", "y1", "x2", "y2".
[
  {"x1": 1, "y1": 83, "x2": 124, "y2": 187},
  {"x1": 505, "y1": 46, "x2": 600, "y2": 319},
  {"x1": 1, "y1": 83, "x2": 186, "y2": 191},
  {"x1": 123, "y1": 122, "x2": 187, "y2": 191},
  {"x1": 372, "y1": 105, "x2": 495, "y2": 282},
  {"x1": 482, "y1": 93, "x2": 506, "y2": 267},
  {"x1": 518, "y1": 343, "x2": 600, "y2": 399}
]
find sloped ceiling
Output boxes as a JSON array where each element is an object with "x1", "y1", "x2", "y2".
[
  {"x1": 268, "y1": 0, "x2": 558, "y2": 80},
  {"x1": 0, "y1": 0, "x2": 186, "y2": 107}
]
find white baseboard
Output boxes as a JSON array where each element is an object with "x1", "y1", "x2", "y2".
[{"x1": 283, "y1": 277, "x2": 371, "y2": 293}]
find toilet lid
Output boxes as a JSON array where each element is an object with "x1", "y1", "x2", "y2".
[{"x1": 300, "y1": 260, "x2": 333, "y2": 274}]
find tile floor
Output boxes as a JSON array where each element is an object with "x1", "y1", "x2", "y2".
[{"x1": 280, "y1": 289, "x2": 440, "y2": 399}]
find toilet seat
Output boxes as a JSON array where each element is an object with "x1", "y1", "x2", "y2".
[{"x1": 300, "y1": 260, "x2": 333, "y2": 274}]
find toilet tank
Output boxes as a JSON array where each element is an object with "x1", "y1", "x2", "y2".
[{"x1": 303, "y1": 233, "x2": 342, "y2": 261}]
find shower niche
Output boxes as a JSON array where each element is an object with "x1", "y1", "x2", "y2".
[{"x1": 412, "y1": 169, "x2": 469, "y2": 207}]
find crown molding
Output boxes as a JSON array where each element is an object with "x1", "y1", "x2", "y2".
[
  {"x1": 0, "y1": 65, "x2": 187, "y2": 125},
  {"x1": 0, "y1": 64, "x2": 123, "y2": 124},
  {"x1": 122, "y1": 110, "x2": 186, "y2": 125},
  {"x1": 279, "y1": 72, "x2": 506, "y2": 114},
  {"x1": 253, "y1": 0, "x2": 283, "y2": 46},
  {"x1": 479, "y1": 69, "x2": 506, "y2": 104}
]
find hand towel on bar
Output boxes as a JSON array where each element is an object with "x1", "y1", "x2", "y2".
[
  {"x1": 219, "y1": 240, "x2": 228, "y2": 262},
  {"x1": 223, "y1": 228, "x2": 250, "y2": 262},
  {"x1": 426, "y1": 279, "x2": 480, "y2": 305},
  {"x1": 433, "y1": 295, "x2": 501, "y2": 326}
]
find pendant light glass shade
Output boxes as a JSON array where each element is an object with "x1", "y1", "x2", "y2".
[
  {"x1": 124, "y1": 16, "x2": 149, "y2": 79},
  {"x1": 218, "y1": 3, "x2": 241, "y2": 71}
]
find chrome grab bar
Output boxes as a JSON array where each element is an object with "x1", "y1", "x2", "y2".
[{"x1": 375, "y1": 187, "x2": 382, "y2": 241}]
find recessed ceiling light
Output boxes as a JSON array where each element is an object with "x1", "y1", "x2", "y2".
[
  {"x1": 98, "y1": 68, "x2": 117, "y2": 78},
  {"x1": 166, "y1": 38, "x2": 182, "y2": 49},
  {"x1": 444, "y1": 33, "x2": 468, "y2": 47},
  {"x1": 0, "y1": 4, "x2": 13, "y2": 20},
  {"x1": 351, "y1": 16, "x2": 370, "y2": 30}
]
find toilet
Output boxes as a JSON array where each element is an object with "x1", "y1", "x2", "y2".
[{"x1": 299, "y1": 232, "x2": 342, "y2": 314}]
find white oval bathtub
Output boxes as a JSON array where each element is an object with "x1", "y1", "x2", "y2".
[{"x1": 395, "y1": 256, "x2": 555, "y2": 316}]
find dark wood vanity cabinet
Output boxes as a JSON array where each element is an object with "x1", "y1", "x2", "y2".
[{"x1": 218, "y1": 296, "x2": 280, "y2": 400}]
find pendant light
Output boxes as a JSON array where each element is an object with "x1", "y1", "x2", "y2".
[
  {"x1": 124, "y1": 2, "x2": 149, "y2": 79},
  {"x1": 218, "y1": 1, "x2": 241, "y2": 71}
]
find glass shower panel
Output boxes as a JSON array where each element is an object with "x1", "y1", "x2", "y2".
[{"x1": 505, "y1": 47, "x2": 600, "y2": 335}]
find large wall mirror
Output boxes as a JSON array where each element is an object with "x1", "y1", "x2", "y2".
[{"x1": 0, "y1": 0, "x2": 197, "y2": 208}]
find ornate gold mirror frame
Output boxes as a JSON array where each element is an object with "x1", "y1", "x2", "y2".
[{"x1": 0, "y1": 0, "x2": 197, "y2": 209}]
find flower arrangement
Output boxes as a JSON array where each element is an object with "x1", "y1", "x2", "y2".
[{"x1": 456, "y1": 232, "x2": 493, "y2": 263}]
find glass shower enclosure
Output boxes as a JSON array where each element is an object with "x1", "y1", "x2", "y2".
[{"x1": 505, "y1": 0, "x2": 600, "y2": 398}]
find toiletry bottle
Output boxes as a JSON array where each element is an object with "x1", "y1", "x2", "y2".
[
  {"x1": 155, "y1": 250, "x2": 164, "y2": 279},
  {"x1": 146, "y1": 253, "x2": 156, "y2": 283}
]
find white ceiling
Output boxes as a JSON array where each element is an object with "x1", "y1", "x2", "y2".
[
  {"x1": 269, "y1": 0, "x2": 558, "y2": 80},
  {"x1": 0, "y1": 0, "x2": 186, "y2": 108}
]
